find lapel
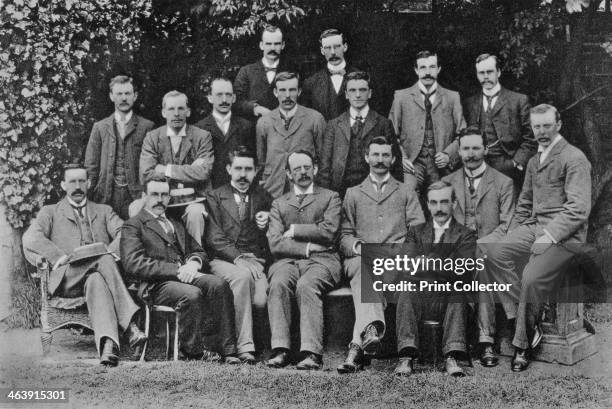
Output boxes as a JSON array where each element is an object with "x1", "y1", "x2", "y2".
[
  {"x1": 141, "y1": 209, "x2": 178, "y2": 248},
  {"x1": 356, "y1": 176, "x2": 399, "y2": 203},
  {"x1": 409, "y1": 84, "x2": 425, "y2": 111},
  {"x1": 123, "y1": 114, "x2": 137, "y2": 139},
  {"x1": 201, "y1": 115, "x2": 225, "y2": 142},
  {"x1": 219, "y1": 185, "x2": 241, "y2": 225},
  {"x1": 476, "y1": 166, "x2": 495, "y2": 206},
  {"x1": 178, "y1": 126, "x2": 194, "y2": 164},
  {"x1": 225, "y1": 117, "x2": 238, "y2": 143},
  {"x1": 169, "y1": 218, "x2": 186, "y2": 255},
  {"x1": 158, "y1": 126, "x2": 174, "y2": 164},
  {"x1": 271, "y1": 109, "x2": 287, "y2": 137},
  {"x1": 103, "y1": 115, "x2": 117, "y2": 145},
  {"x1": 431, "y1": 85, "x2": 444, "y2": 112},
  {"x1": 59, "y1": 198, "x2": 77, "y2": 224},
  {"x1": 338, "y1": 112, "x2": 351, "y2": 142},
  {"x1": 489, "y1": 87, "x2": 508, "y2": 117},
  {"x1": 538, "y1": 138, "x2": 567, "y2": 171},
  {"x1": 256, "y1": 60, "x2": 273, "y2": 87},
  {"x1": 421, "y1": 221, "x2": 434, "y2": 253},
  {"x1": 286, "y1": 106, "x2": 306, "y2": 136},
  {"x1": 361, "y1": 109, "x2": 378, "y2": 137},
  {"x1": 84, "y1": 201, "x2": 98, "y2": 223},
  {"x1": 286, "y1": 185, "x2": 319, "y2": 210},
  {"x1": 453, "y1": 171, "x2": 466, "y2": 214},
  {"x1": 473, "y1": 92, "x2": 484, "y2": 122},
  {"x1": 444, "y1": 218, "x2": 461, "y2": 244}
]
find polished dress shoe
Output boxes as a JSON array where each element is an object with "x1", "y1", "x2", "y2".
[
  {"x1": 337, "y1": 343, "x2": 366, "y2": 374},
  {"x1": 238, "y1": 352, "x2": 256, "y2": 365},
  {"x1": 265, "y1": 349, "x2": 290, "y2": 368},
  {"x1": 479, "y1": 344, "x2": 499, "y2": 368},
  {"x1": 100, "y1": 338, "x2": 119, "y2": 367},
  {"x1": 394, "y1": 356, "x2": 414, "y2": 376},
  {"x1": 224, "y1": 355, "x2": 241, "y2": 365},
  {"x1": 445, "y1": 355, "x2": 465, "y2": 377},
  {"x1": 296, "y1": 353, "x2": 323, "y2": 370},
  {"x1": 511, "y1": 348, "x2": 529, "y2": 372},
  {"x1": 361, "y1": 324, "x2": 381, "y2": 355},
  {"x1": 126, "y1": 321, "x2": 148, "y2": 349},
  {"x1": 180, "y1": 348, "x2": 222, "y2": 362}
]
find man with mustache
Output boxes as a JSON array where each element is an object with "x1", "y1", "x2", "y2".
[
  {"x1": 389, "y1": 50, "x2": 466, "y2": 193},
  {"x1": 138, "y1": 90, "x2": 213, "y2": 245},
  {"x1": 463, "y1": 54, "x2": 536, "y2": 192},
  {"x1": 300, "y1": 29, "x2": 361, "y2": 121},
  {"x1": 121, "y1": 176, "x2": 240, "y2": 362},
  {"x1": 23, "y1": 164, "x2": 147, "y2": 366},
  {"x1": 337, "y1": 136, "x2": 424, "y2": 374},
  {"x1": 85, "y1": 75, "x2": 154, "y2": 219},
  {"x1": 196, "y1": 77, "x2": 255, "y2": 189},
  {"x1": 265, "y1": 150, "x2": 342, "y2": 370},
  {"x1": 205, "y1": 146, "x2": 273, "y2": 363},
  {"x1": 442, "y1": 126, "x2": 515, "y2": 367},
  {"x1": 394, "y1": 181, "x2": 476, "y2": 377},
  {"x1": 481, "y1": 104, "x2": 591, "y2": 372},
  {"x1": 256, "y1": 71, "x2": 326, "y2": 199}
]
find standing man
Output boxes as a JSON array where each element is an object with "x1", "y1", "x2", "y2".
[
  {"x1": 464, "y1": 54, "x2": 536, "y2": 190},
  {"x1": 318, "y1": 71, "x2": 401, "y2": 197},
  {"x1": 265, "y1": 151, "x2": 342, "y2": 370},
  {"x1": 205, "y1": 146, "x2": 273, "y2": 363},
  {"x1": 256, "y1": 71, "x2": 326, "y2": 199},
  {"x1": 482, "y1": 104, "x2": 591, "y2": 371},
  {"x1": 85, "y1": 75, "x2": 154, "y2": 220},
  {"x1": 23, "y1": 164, "x2": 146, "y2": 367},
  {"x1": 389, "y1": 50, "x2": 466, "y2": 192},
  {"x1": 301, "y1": 29, "x2": 360, "y2": 121},
  {"x1": 196, "y1": 77, "x2": 255, "y2": 189},
  {"x1": 337, "y1": 136, "x2": 424, "y2": 374},
  {"x1": 138, "y1": 90, "x2": 213, "y2": 244}
]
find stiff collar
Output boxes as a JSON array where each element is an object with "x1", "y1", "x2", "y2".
[
  {"x1": 538, "y1": 134, "x2": 562, "y2": 154},
  {"x1": 369, "y1": 172, "x2": 391, "y2": 185},
  {"x1": 262, "y1": 58, "x2": 279, "y2": 69},
  {"x1": 145, "y1": 207, "x2": 167, "y2": 220},
  {"x1": 350, "y1": 105, "x2": 369, "y2": 120},
  {"x1": 483, "y1": 83, "x2": 501, "y2": 97},
  {"x1": 433, "y1": 217, "x2": 451, "y2": 230},
  {"x1": 293, "y1": 183, "x2": 314, "y2": 195},
  {"x1": 327, "y1": 60, "x2": 347, "y2": 73},
  {"x1": 418, "y1": 81, "x2": 438, "y2": 95},
  {"x1": 212, "y1": 110, "x2": 231, "y2": 124},
  {"x1": 230, "y1": 181, "x2": 250, "y2": 194},
  {"x1": 67, "y1": 197, "x2": 87, "y2": 208},
  {"x1": 464, "y1": 162, "x2": 487, "y2": 178},
  {"x1": 279, "y1": 105, "x2": 298, "y2": 119},
  {"x1": 114, "y1": 111, "x2": 133, "y2": 123},
  {"x1": 166, "y1": 125, "x2": 187, "y2": 138}
]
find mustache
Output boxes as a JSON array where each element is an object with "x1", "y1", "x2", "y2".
[
  {"x1": 422, "y1": 75, "x2": 435, "y2": 80},
  {"x1": 328, "y1": 55, "x2": 341, "y2": 60},
  {"x1": 298, "y1": 175, "x2": 311, "y2": 182},
  {"x1": 219, "y1": 103, "x2": 231, "y2": 107},
  {"x1": 154, "y1": 202, "x2": 166, "y2": 209},
  {"x1": 71, "y1": 189, "x2": 85, "y2": 195},
  {"x1": 434, "y1": 211, "x2": 448, "y2": 217},
  {"x1": 373, "y1": 163, "x2": 388, "y2": 168},
  {"x1": 236, "y1": 177, "x2": 250, "y2": 184},
  {"x1": 282, "y1": 98, "x2": 294, "y2": 104},
  {"x1": 267, "y1": 50, "x2": 279, "y2": 56}
]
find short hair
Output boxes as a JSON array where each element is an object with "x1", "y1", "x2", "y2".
[
  {"x1": 286, "y1": 149, "x2": 316, "y2": 171},
  {"x1": 207, "y1": 77, "x2": 233, "y2": 95},
  {"x1": 63, "y1": 163, "x2": 87, "y2": 180},
  {"x1": 162, "y1": 90, "x2": 189, "y2": 109},
  {"x1": 144, "y1": 176, "x2": 169, "y2": 194},
  {"x1": 109, "y1": 75, "x2": 135, "y2": 92},
  {"x1": 475, "y1": 53, "x2": 500, "y2": 70},
  {"x1": 367, "y1": 136, "x2": 394, "y2": 153},
  {"x1": 261, "y1": 25, "x2": 282, "y2": 40},
  {"x1": 345, "y1": 71, "x2": 371, "y2": 88},
  {"x1": 414, "y1": 50, "x2": 439, "y2": 67},
  {"x1": 457, "y1": 125, "x2": 487, "y2": 148},
  {"x1": 427, "y1": 180, "x2": 455, "y2": 202},
  {"x1": 530, "y1": 104, "x2": 561, "y2": 122},
  {"x1": 227, "y1": 145, "x2": 257, "y2": 167},
  {"x1": 319, "y1": 28, "x2": 345, "y2": 44},
  {"x1": 273, "y1": 71, "x2": 300, "y2": 89}
]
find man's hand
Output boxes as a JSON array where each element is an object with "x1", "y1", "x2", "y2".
[
  {"x1": 177, "y1": 260, "x2": 201, "y2": 283},
  {"x1": 434, "y1": 152, "x2": 450, "y2": 169},
  {"x1": 531, "y1": 235, "x2": 553, "y2": 255},
  {"x1": 309, "y1": 243, "x2": 329, "y2": 253},
  {"x1": 235, "y1": 256, "x2": 265, "y2": 280},
  {"x1": 154, "y1": 164, "x2": 167, "y2": 176},
  {"x1": 253, "y1": 106, "x2": 271, "y2": 117},
  {"x1": 283, "y1": 224, "x2": 295, "y2": 239},
  {"x1": 402, "y1": 157, "x2": 415, "y2": 174},
  {"x1": 255, "y1": 211, "x2": 270, "y2": 230}
]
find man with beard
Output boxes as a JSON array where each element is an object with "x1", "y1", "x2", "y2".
[
  {"x1": 196, "y1": 77, "x2": 255, "y2": 189},
  {"x1": 205, "y1": 146, "x2": 273, "y2": 363},
  {"x1": 23, "y1": 164, "x2": 147, "y2": 366},
  {"x1": 337, "y1": 136, "x2": 424, "y2": 374},
  {"x1": 463, "y1": 54, "x2": 536, "y2": 191},
  {"x1": 256, "y1": 71, "x2": 326, "y2": 199},
  {"x1": 265, "y1": 150, "x2": 342, "y2": 370},
  {"x1": 85, "y1": 75, "x2": 154, "y2": 219},
  {"x1": 301, "y1": 29, "x2": 360, "y2": 121},
  {"x1": 389, "y1": 51, "x2": 465, "y2": 192}
]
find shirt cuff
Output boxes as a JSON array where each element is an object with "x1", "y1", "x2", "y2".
[
  {"x1": 187, "y1": 256, "x2": 203, "y2": 269},
  {"x1": 352, "y1": 240, "x2": 364, "y2": 255},
  {"x1": 165, "y1": 165, "x2": 172, "y2": 178},
  {"x1": 542, "y1": 229, "x2": 557, "y2": 244},
  {"x1": 306, "y1": 242, "x2": 311, "y2": 258},
  {"x1": 233, "y1": 254, "x2": 245, "y2": 264}
]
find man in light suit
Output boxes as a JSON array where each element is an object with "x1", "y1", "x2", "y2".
[
  {"x1": 318, "y1": 71, "x2": 401, "y2": 197},
  {"x1": 85, "y1": 75, "x2": 154, "y2": 219},
  {"x1": 463, "y1": 54, "x2": 536, "y2": 190},
  {"x1": 482, "y1": 104, "x2": 591, "y2": 371},
  {"x1": 389, "y1": 50, "x2": 466, "y2": 192},
  {"x1": 138, "y1": 90, "x2": 213, "y2": 244},
  {"x1": 23, "y1": 164, "x2": 146, "y2": 366},
  {"x1": 256, "y1": 71, "x2": 326, "y2": 199},
  {"x1": 205, "y1": 146, "x2": 273, "y2": 363},
  {"x1": 338, "y1": 136, "x2": 424, "y2": 374},
  {"x1": 442, "y1": 125, "x2": 515, "y2": 367},
  {"x1": 195, "y1": 77, "x2": 255, "y2": 189},
  {"x1": 265, "y1": 150, "x2": 342, "y2": 370}
]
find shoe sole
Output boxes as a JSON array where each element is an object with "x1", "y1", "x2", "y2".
[{"x1": 479, "y1": 359, "x2": 499, "y2": 368}]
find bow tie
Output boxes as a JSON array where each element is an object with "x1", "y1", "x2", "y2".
[
  {"x1": 264, "y1": 66, "x2": 277, "y2": 72},
  {"x1": 329, "y1": 68, "x2": 346, "y2": 76}
]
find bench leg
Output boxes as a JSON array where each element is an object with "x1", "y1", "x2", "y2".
[
  {"x1": 173, "y1": 313, "x2": 179, "y2": 361},
  {"x1": 140, "y1": 306, "x2": 150, "y2": 362},
  {"x1": 41, "y1": 332, "x2": 52, "y2": 356},
  {"x1": 165, "y1": 318, "x2": 171, "y2": 360}
]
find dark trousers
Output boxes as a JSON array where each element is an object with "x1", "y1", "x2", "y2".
[
  {"x1": 151, "y1": 274, "x2": 237, "y2": 356},
  {"x1": 111, "y1": 184, "x2": 132, "y2": 220},
  {"x1": 486, "y1": 154, "x2": 523, "y2": 200}
]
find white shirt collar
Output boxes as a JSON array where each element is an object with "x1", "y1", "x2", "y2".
[
  {"x1": 433, "y1": 217, "x2": 451, "y2": 230},
  {"x1": 369, "y1": 172, "x2": 391, "y2": 184},
  {"x1": 230, "y1": 181, "x2": 249, "y2": 194},
  {"x1": 483, "y1": 82, "x2": 502, "y2": 97},
  {"x1": 350, "y1": 105, "x2": 369, "y2": 120},
  {"x1": 212, "y1": 110, "x2": 231, "y2": 123},
  {"x1": 464, "y1": 162, "x2": 487, "y2": 177},
  {"x1": 418, "y1": 81, "x2": 438, "y2": 95},
  {"x1": 294, "y1": 183, "x2": 314, "y2": 195},
  {"x1": 166, "y1": 125, "x2": 187, "y2": 138},
  {"x1": 262, "y1": 58, "x2": 279, "y2": 68},
  {"x1": 67, "y1": 197, "x2": 87, "y2": 208},
  {"x1": 145, "y1": 208, "x2": 167, "y2": 220},
  {"x1": 114, "y1": 111, "x2": 133, "y2": 123},
  {"x1": 327, "y1": 60, "x2": 347, "y2": 73},
  {"x1": 538, "y1": 134, "x2": 562, "y2": 153},
  {"x1": 280, "y1": 105, "x2": 298, "y2": 119}
]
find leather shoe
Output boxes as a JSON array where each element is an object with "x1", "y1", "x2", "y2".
[
  {"x1": 296, "y1": 353, "x2": 323, "y2": 370},
  {"x1": 224, "y1": 355, "x2": 241, "y2": 365},
  {"x1": 180, "y1": 349, "x2": 222, "y2": 362},
  {"x1": 361, "y1": 323, "x2": 381, "y2": 355},
  {"x1": 530, "y1": 324, "x2": 543, "y2": 349},
  {"x1": 394, "y1": 356, "x2": 414, "y2": 376},
  {"x1": 479, "y1": 344, "x2": 499, "y2": 367},
  {"x1": 511, "y1": 348, "x2": 529, "y2": 372},
  {"x1": 337, "y1": 343, "x2": 366, "y2": 374},
  {"x1": 126, "y1": 321, "x2": 147, "y2": 349},
  {"x1": 265, "y1": 349, "x2": 290, "y2": 368},
  {"x1": 100, "y1": 338, "x2": 119, "y2": 367},
  {"x1": 238, "y1": 352, "x2": 256, "y2": 365},
  {"x1": 445, "y1": 355, "x2": 465, "y2": 377}
]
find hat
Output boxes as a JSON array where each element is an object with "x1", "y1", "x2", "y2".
[
  {"x1": 68, "y1": 242, "x2": 112, "y2": 264},
  {"x1": 167, "y1": 187, "x2": 206, "y2": 208}
]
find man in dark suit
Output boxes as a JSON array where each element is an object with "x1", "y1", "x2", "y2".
[
  {"x1": 265, "y1": 150, "x2": 342, "y2": 370},
  {"x1": 121, "y1": 176, "x2": 239, "y2": 362},
  {"x1": 205, "y1": 146, "x2": 273, "y2": 363},
  {"x1": 463, "y1": 54, "x2": 536, "y2": 190},
  {"x1": 85, "y1": 75, "x2": 154, "y2": 219},
  {"x1": 394, "y1": 181, "x2": 476, "y2": 377},
  {"x1": 195, "y1": 77, "x2": 255, "y2": 189},
  {"x1": 301, "y1": 29, "x2": 360, "y2": 121},
  {"x1": 318, "y1": 71, "x2": 401, "y2": 197},
  {"x1": 23, "y1": 164, "x2": 146, "y2": 366}
]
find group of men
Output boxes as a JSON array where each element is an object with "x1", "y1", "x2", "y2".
[{"x1": 22, "y1": 25, "x2": 591, "y2": 377}]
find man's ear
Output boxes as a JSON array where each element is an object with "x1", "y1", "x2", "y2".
[
  {"x1": 226, "y1": 164, "x2": 232, "y2": 176},
  {"x1": 313, "y1": 165, "x2": 318, "y2": 176},
  {"x1": 207, "y1": 95, "x2": 214, "y2": 104}
]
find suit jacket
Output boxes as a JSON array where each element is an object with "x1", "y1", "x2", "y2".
[
  {"x1": 140, "y1": 125, "x2": 214, "y2": 195},
  {"x1": 510, "y1": 137, "x2": 591, "y2": 243},
  {"x1": 442, "y1": 165, "x2": 515, "y2": 238},
  {"x1": 195, "y1": 114, "x2": 255, "y2": 188},
  {"x1": 256, "y1": 105, "x2": 326, "y2": 198},
  {"x1": 120, "y1": 209, "x2": 209, "y2": 301},
  {"x1": 267, "y1": 186, "x2": 342, "y2": 281},
  {"x1": 318, "y1": 109, "x2": 401, "y2": 194},
  {"x1": 300, "y1": 65, "x2": 360, "y2": 120},
  {"x1": 22, "y1": 198, "x2": 123, "y2": 294},
  {"x1": 85, "y1": 113, "x2": 154, "y2": 203},
  {"x1": 340, "y1": 176, "x2": 425, "y2": 257},
  {"x1": 464, "y1": 87, "x2": 536, "y2": 167},
  {"x1": 389, "y1": 83, "x2": 466, "y2": 169},
  {"x1": 205, "y1": 184, "x2": 273, "y2": 262}
]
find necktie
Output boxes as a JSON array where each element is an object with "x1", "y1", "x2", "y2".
[
  {"x1": 280, "y1": 113, "x2": 293, "y2": 131},
  {"x1": 485, "y1": 91, "x2": 500, "y2": 112},
  {"x1": 264, "y1": 66, "x2": 277, "y2": 72},
  {"x1": 421, "y1": 91, "x2": 435, "y2": 111},
  {"x1": 465, "y1": 169, "x2": 486, "y2": 194},
  {"x1": 351, "y1": 115, "x2": 364, "y2": 135},
  {"x1": 296, "y1": 193, "x2": 306, "y2": 206},
  {"x1": 233, "y1": 188, "x2": 248, "y2": 221},
  {"x1": 434, "y1": 228, "x2": 446, "y2": 244},
  {"x1": 373, "y1": 179, "x2": 387, "y2": 193},
  {"x1": 72, "y1": 205, "x2": 85, "y2": 218},
  {"x1": 158, "y1": 215, "x2": 174, "y2": 237},
  {"x1": 328, "y1": 68, "x2": 346, "y2": 76}
]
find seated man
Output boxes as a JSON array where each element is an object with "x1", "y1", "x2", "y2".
[
  {"x1": 22, "y1": 164, "x2": 146, "y2": 366},
  {"x1": 265, "y1": 150, "x2": 342, "y2": 370},
  {"x1": 205, "y1": 146, "x2": 273, "y2": 363},
  {"x1": 395, "y1": 181, "x2": 476, "y2": 377},
  {"x1": 121, "y1": 176, "x2": 239, "y2": 362}
]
